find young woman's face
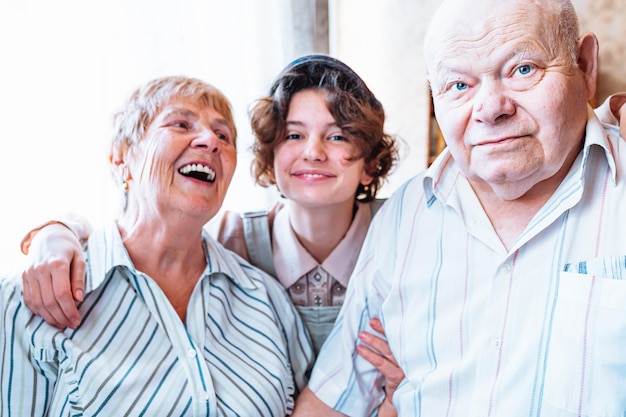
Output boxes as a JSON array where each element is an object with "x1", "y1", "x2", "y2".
[{"x1": 273, "y1": 89, "x2": 372, "y2": 209}]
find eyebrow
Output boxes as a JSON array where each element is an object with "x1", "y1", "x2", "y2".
[
  {"x1": 161, "y1": 107, "x2": 198, "y2": 119},
  {"x1": 285, "y1": 120, "x2": 340, "y2": 130},
  {"x1": 162, "y1": 107, "x2": 232, "y2": 129}
]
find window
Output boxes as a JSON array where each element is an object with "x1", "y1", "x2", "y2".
[{"x1": 0, "y1": 0, "x2": 310, "y2": 273}]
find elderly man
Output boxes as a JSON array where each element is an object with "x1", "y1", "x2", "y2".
[{"x1": 294, "y1": 0, "x2": 626, "y2": 415}]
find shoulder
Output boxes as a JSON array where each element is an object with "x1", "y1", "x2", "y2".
[
  {"x1": 0, "y1": 274, "x2": 37, "y2": 331},
  {"x1": 0, "y1": 274, "x2": 22, "y2": 304},
  {"x1": 214, "y1": 209, "x2": 250, "y2": 261},
  {"x1": 375, "y1": 174, "x2": 428, "y2": 219},
  {"x1": 214, "y1": 202, "x2": 284, "y2": 261}
]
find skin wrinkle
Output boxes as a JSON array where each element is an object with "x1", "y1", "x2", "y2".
[
  {"x1": 425, "y1": 0, "x2": 578, "y2": 82},
  {"x1": 421, "y1": 0, "x2": 598, "y2": 249}
]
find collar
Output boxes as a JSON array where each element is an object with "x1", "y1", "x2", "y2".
[
  {"x1": 422, "y1": 104, "x2": 618, "y2": 204},
  {"x1": 85, "y1": 221, "x2": 260, "y2": 295},
  {"x1": 272, "y1": 201, "x2": 372, "y2": 289},
  {"x1": 579, "y1": 104, "x2": 617, "y2": 184}
]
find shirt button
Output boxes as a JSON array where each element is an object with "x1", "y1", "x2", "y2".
[
  {"x1": 501, "y1": 263, "x2": 512, "y2": 274},
  {"x1": 490, "y1": 337, "x2": 501, "y2": 349},
  {"x1": 187, "y1": 349, "x2": 197, "y2": 358},
  {"x1": 203, "y1": 392, "x2": 211, "y2": 402}
]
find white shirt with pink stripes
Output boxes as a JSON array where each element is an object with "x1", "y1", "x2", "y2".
[{"x1": 309, "y1": 107, "x2": 626, "y2": 417}]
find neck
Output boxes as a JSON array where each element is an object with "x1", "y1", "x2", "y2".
[
  {"x1": 472, "y1": 143, "x2": 582, "y2": 251},
  {"x1": 473, "y1": 173, "x2": 570, "y2": 251},
  {"x1": 287, "y1": 199, "x2": 356, "y2": 263},
  {"x1": 116, "y1": 213, "x2": 207, "y2": 321}
]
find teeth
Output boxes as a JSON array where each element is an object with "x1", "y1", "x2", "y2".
[{"x1": 179, "y1": 163, "x2": 216, "y2": 182}]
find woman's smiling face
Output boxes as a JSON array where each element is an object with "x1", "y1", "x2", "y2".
[
  {"x1": 273, "y1": 89, "x2": 373, "y2": 209},
  {"x1": 123, "y1": 98, "x2": 237, "y2": 223}
]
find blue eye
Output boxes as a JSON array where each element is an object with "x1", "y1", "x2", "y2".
[
  {"x1": 517, "y1": 65, "x2": 532, "y2": 75},
  {"x1": 454, "y1": 82, "x2": 468, "y2": 91},
  {"x1": 286, "y1": 133, "x2": 302, "y2": 140}
]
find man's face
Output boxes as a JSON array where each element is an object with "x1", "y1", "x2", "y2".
[{"x1": 427, "y1": 0, "x2": 596, "y2": 201}]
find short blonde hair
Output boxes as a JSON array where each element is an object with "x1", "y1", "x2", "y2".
[{"x1": 110, "y1": 76, "x2": 237, "y2": 159}]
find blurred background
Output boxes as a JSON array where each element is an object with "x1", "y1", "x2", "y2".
[{"x1": 1, "y1": 0, "x2": 625, "y2": 274}]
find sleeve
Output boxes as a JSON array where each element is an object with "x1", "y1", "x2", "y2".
[
  {"x1": 306, "y1": 199, "x2": 396, "y2": 416},
  {"x1": 0, "y1": 276, "x2": 56, "y2": 415},
  {"x1": 20, "y1": 212, "x2": 94, "y2": 255}
]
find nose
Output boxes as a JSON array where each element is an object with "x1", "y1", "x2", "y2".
[
  {"x1": 191, "y1": 128, "x2": 221, "y2": 153},
  {"x1": 472, "y1": 80, "x2": 515, "y2": 124},
  {"x1": 301, "y1": 135, "x2": 326, "y2": 162}
]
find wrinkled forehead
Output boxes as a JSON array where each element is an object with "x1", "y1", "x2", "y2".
[
  {"x1": 160, "y1": 94, "x2": 236, "y2": 132},
  {"x1": 424, "y1": 0, "x2": 549, "y2": 69}
]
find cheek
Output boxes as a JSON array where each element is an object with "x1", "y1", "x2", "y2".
[
  {"x1": 272, "y1": 145, "x2": 292, "y2": 177},
  {"x1": 339, "y1": 157, "x2": 365, "y2": 174},
  {"x1": 434, "y1": 103, "x2": 468, "y2": 148},
  {"x1": 133, "y1": 140, "x2": 167, "y2": 181},
  {"x1": 222, "y1": 147, "x2": 238, "y2": 179},
  {"x1": 273, "y1": 161, "x2": 289, "y2": 190},
  {"x1": 436, "y1": 119, "x2": 468, "y2": 164}
]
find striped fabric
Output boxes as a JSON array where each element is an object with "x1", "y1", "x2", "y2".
[
  {"x1": 309, "y1": 107, "x2": 626, "y2": 416},
  {"x1": 1, "y1": 223, "x2": 314, "y2": 416}
]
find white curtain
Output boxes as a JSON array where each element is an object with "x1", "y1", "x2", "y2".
[{"x1": 0, "y1": 0, "x2": 303, "y2": 273}]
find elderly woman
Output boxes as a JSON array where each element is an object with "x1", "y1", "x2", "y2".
[{"x1": 0, "y1": 76, "x2": 313, "y2": 416}]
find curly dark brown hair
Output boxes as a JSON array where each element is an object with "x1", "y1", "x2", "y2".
[{"x1": 249, "y1": 55, "x2": 399, "y2": 202}]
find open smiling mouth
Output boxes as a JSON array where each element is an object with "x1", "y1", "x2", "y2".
[{"x1": 178, "y1": 163, "x2": 216, "y2": 183}]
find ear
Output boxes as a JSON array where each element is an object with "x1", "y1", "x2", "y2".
[
  {"x1": 109, "y1": 147, "x2": 132, "y2": 182},
  {"x1": 360, "y1": 164, "x2": 375, "y2": 187},
  {"x1": 577, "y1": 33, "x2": 599, "y2": 103}
]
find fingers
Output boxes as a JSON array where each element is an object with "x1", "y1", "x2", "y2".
[
  {"x1": 21, "y1": 223, "x2": 85, "y2": 329},
  {"x1": 356, "y1": 318, "x2": 406, "y2": 394},
  {"x1": 359, "y1": 329, "x2": 394, "y2": 359},
  {"x1": 357, "y1": 332, "x2": 399, "y2": 371},
  {"x1": 368, "y1": 317, "x2": 386, "y2": 337},
  {"x1": 22, "y1": 259, "x2": 78, "y2": 329},
  {"x1": 52, "y1": 257, "x2": 83, "y2": 328},
  {"x1": 69, "y1": 255, "x2": 86, "y2": 302},
  {"x1": 356, "y1": 341, "x2": 405, "y2": 392}
]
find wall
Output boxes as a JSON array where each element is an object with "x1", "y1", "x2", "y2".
[
  {"x1": 331, "y1": 0, "x2": 626, "y2": 194},
  {"x1": 575, "y1": 0, "x2": 626, "y2": 101}
]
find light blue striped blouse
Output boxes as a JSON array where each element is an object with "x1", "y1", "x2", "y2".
[
  {"x1": 1, "y1": 222, "x2": 314, "y2": 416},
  {"x1": 309, "y1": 108, "x2": 626, "y2": 416}
]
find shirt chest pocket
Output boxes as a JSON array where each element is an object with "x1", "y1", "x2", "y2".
[{"x1": 542, "y1": 263, "x2": 626, "y2": 417}]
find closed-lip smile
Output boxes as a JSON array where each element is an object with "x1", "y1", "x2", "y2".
[{"x1": 475, "y1": 135, "x2": 525, "y2": 147}]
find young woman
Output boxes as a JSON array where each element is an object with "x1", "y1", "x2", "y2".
[{"x1": 220, "y1": 54, "x2": 398, "y2": 352}]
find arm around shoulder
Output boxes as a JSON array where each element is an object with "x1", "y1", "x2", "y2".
[
  {"x1": 21, "y1": 219, "x2": 88, "y2": 329},
  {"x1": 20, "y1": 212, "x2": 93, "y2": 255}
]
